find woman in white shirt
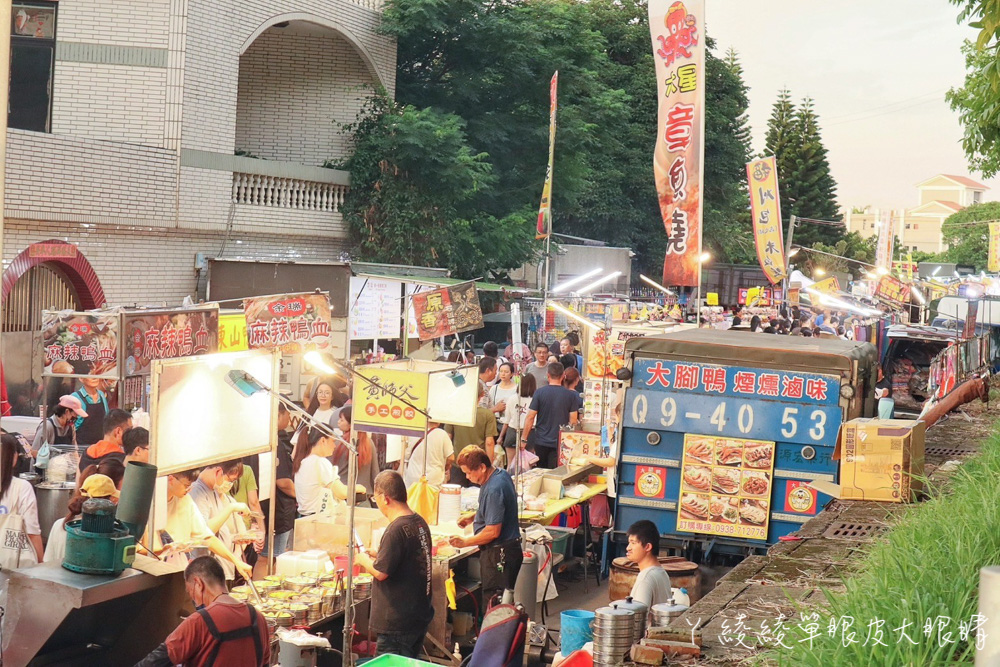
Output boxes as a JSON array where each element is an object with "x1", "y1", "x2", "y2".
[
  {"x1": 499, "y1": 372, "x2": 536, "y2": 465},
  {"x1": 0, "y1": 433, "x2": 43, "y2": 563},
  {"x1": 294, "y1": 427, "x2": 359, "y2": 516},
  {"x1": 295, "y1": 379, "x2": 346, "y2": 451}
]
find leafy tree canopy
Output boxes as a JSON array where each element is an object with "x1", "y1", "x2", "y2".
[{"x1": 940, "y1": 200, "x2": 1000, "y2": 269}]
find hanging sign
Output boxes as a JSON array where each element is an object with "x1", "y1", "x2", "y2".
[
  {"x1": 351, "y1": 366, "x2": 429, "y2": 437},
  {"x1": 42, "y1": 311, "x2": 119, "y2": 378},
  {"x1": 412, "y1": 283, "x2": 484, "y2": 341},
  {"x1": 243, "y1": 292, "x2": 334, "y2": 353},
  {"x1": 809, "y1": 276, "x2": 841, "y2": 296},
  {"x1": 875, "y1": 211, "x2": 895, "y2": 269},
  {"x1": 746, "y1": 156, "x2": 787, "y2": 284},
  {"x1": 124, "y1": 308, "x2": 219, "y2": 375},
  {"x1": 349, "y1": 277, "x2": 401, "y2": 340},
  {"x1": 650, "y1": 0, "x2": 705, "y2": 287},
  {"x1": 874, "y1": 275, "x2": 910, "y2": 305},
  {"x1": 218, "y1": 313, "x2": 249, "y2": 352}
]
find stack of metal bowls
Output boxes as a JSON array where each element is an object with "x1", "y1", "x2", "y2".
[
  {"x1": 592, "y1": 605, "x2": 635, "y2": 666},
  {"x1": 353, "y1": 573, "x2": 373, "y2": 600},
  {"x1": 610, "y1": 596, "x2": 648, "y2": 643},
  {"x1": 649, "y1": 601, "x2": 688, "y2": 627}
]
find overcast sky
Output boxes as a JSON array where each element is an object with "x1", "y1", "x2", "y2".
[{"x1": 706, "y1": 0, "x2": 996, "y2": 211}]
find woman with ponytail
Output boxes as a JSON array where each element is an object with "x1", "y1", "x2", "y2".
[
  {"x1": 333, "y1": 406, "x2": 379, "y2": 506},
  {"x1": 293, "y1": 426, "x2": 362, "y2": 517}
]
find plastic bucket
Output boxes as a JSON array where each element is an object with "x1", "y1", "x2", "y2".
[{"x1": 561, "y1": 610, "x2": 595, "y2": 655}]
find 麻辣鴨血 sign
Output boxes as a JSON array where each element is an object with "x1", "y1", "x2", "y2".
[
  {"x1": 42, "y1": 311, "x2": 119, "y2": 378},
  {"x1": 243, "y1": 292, "x2": 334, "y2": 354},
  {"x1": 124, "y1": 308, "x2": 219, "y2": 376}
]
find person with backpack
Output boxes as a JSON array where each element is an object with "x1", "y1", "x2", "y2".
[{"x1": 136, "y1": 556, "x2": 270, "y2": 667}]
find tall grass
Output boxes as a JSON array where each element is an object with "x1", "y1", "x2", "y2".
[{"x1": 770, "y1": 424, "x2": 1000, "y2": 665}]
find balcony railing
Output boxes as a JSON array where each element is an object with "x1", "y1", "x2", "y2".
[{"x1": 231, "y1": 173, "x2": 348, "y2": 212}]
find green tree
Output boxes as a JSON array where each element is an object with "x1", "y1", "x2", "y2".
[
  {"x1": 788, "y1": 97, "x2": 842, "y2": 245},
  {"x1": 940, "y1": 201, "x2": 1000, "y2": 269},
  {"x1": 947, "y1": 41, "x2": 1000, "y2": 177},
  {"x1": 805, "y1": 232, "x2": 875, "y2": 278},
  {"x1": 338, "y1": 94, "x2": 538, "y2": 278}
]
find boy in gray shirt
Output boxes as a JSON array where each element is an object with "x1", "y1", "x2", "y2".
[{"x1": 626, "y1": 520, "x2": 673, "y2": 609}]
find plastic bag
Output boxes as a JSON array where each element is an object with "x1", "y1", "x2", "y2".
[
  {"x1": 507, "y1": 448, "x2": 538, "y2": 475},
  {"x1": 34, "y1": 442, "x2": 50, "y2": 469}
]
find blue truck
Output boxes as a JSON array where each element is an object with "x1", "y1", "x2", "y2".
[{"x1": 614, "y1": 329, "x2": 878, "y2": 559}]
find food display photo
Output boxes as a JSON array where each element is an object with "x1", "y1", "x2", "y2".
[{"x1": 678, "y1": 434, "x2": 776, "y2": 540}]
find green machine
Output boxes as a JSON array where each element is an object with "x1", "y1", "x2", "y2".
[{"x1": 63, "y1": 498, "x2": 136, "y2": 575}]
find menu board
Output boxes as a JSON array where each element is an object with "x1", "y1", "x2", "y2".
[
  {"x1": 349, "y1": 277, "x2": 401, "y2": 340},
  {"x1": 677, "y1": 433, "x2": 776, "y2": 541},
  {"x1": 558, "y1": 431, "x2": 602, "y2": 467},
  {"x1": 582, "y1": 379, "x2": 605, "y2": 422}
]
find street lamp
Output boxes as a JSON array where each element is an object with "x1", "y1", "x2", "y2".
[
  {"x1": 814, "y1": 268, "x2": 826, "y2": 277},
  {"x1": 226, "y1": 367, "x2": 361, "y2": 665}
]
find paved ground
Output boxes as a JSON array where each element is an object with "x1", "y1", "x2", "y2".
[{"x1": 669, "y1": 401, "x2": 999, "y2": 665}]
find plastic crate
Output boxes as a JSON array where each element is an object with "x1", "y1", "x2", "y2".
[{"x1": 546, "y1": 525, "x2": 577, "y2": 556}]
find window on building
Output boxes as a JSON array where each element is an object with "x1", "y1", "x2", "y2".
[
  {"x1": 9, "y1": 2, "x2": 57, "y2": 133},
  {"x1": 913, "y1": 223, "x2": 919, "y2": 230},
  {"x1": 974, "y1": 191, "x2": 982, "y2": 203},
  {"x1": 905, "y1": 223, "x2": 911, "y2": 229}
]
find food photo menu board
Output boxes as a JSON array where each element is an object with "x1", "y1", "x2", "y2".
[{"x1": 677, "y1": 434, "x2": 776, "y2": 541}]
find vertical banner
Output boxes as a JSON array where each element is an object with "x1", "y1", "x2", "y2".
[
  {"x1": 650, "y1": 0, "x2": 705, "y2": 287},
  {"x1": 990, "y1": 222, "x2": 1000, "y2": 272},
  {"x1": 746, "y1": 156, "x2": 787, "y2": 284},
  {"x1": 875, "y1": 210, "x2": 895, "y2": 269},
  {"x1": 536, "y1": 72, "x2": 558, "y2": 239}
]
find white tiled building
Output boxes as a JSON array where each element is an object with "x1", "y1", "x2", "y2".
[
  {"x1": 2, "y1": 0, "x2": 394, "y2": 303},
  {"x1": 0, "y1": 0, "x2": 395, "y2": 409}
]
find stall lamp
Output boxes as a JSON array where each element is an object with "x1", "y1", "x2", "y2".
[
  {"x1": 548, "y1": 301, "x2": 601, "y2": 330},
  {"x1": 911, "y1": 287, "x2": 926, "y2": 305},
  {"x1": 640, "y1": 273, "x2": 675, "y2": 296},
  {"x1": 932, "y1": 266, "x2": 942, "y2": 276},
  {"x1": 787, "y1": 247, "x2": 800, "y2": 258},
  {"x1": 877, "y1": 266, "x2": 890, "y2": 275},
  {"x1": 576, "y1": 271, "x2": 623, "y2": 295},
  {"x1": 698, "y1": 252, "x2": 712, "y2": 263},
  {"x1": 954, "y1": 271, "x2": 962, "y2": 279},
  {"x1": 304, "y1": 351, "x2": 338, "y2": 376},
  {"x1": 968, "y1": 289, "x2": 981, "y2": 299},
  {"x1": 552, "y1": 267, "x2": 604, "y2": 294},
  {"x1": 865, "y1": 271, "x2": 877, "y2": 280},
  {"x1": 446, "y1": 370, "x2": 466, "y2": 387},
  {"x1": 814, "y1": 268, "x2": 826, "y2": 277}
]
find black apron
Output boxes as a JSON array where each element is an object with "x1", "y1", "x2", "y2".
[{"x1": 75, "y1": 396, "x2": 106, "y2": 446}]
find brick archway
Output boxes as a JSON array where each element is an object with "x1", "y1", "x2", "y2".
[{"x1": 2, "y1": 239, "x2": 106, "y2": 309}]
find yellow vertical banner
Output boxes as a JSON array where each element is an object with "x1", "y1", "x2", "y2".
[
  {"x1": 535, "y1": 72, "x2": 558, "y2": 239},
  {"x1": 746, "y1": 156, "x2": 787, "y2": 284},
  {"x1": 989, "y1": 222, "x2": 1000, "y2": 272}
]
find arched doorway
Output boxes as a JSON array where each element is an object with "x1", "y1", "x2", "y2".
[{"x1": 1, "y1": 240, "x2": 106, "y2": 416}]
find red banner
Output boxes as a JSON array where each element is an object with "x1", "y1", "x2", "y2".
[
  {"x1": 650, "y1": 0, "x2": 705, "y2": 287},
  {"x1": 412, "y1": 283, "x2": 484, "y2": 341},
  {"x1": 243, "y1": 292, "x2": 334, "y2": 353}
]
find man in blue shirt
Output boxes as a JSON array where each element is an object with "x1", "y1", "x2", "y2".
[
  {"x1": 522, "y1": 362, "x2": 581, "y2": 468},
  {"x1": 449, "y1": 446, "x2": 523, "y2": 603}
]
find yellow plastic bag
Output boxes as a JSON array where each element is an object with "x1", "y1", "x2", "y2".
[
  {"x1": 446, "y1": 569, "x2": 457, "y2": 610},
  {"x1": 407, "y1": 476, "x2": 439, "y2": 525}
]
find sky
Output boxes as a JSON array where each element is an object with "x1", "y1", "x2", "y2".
[{"x1": 707, "y1": 0, "x2": 997, "y2": 211}]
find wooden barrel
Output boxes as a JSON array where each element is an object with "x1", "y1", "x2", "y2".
[{"x1": 609, "y1": 557, "x2": 702, "y2": 604}]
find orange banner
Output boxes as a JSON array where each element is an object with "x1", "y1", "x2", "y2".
[
  {"x1": 746, "y1": 156, "x2": 787, "y2": 284},
  {"x1": 650, "y1": 0, "x2": 705, "y2": 287},
  {"x1": 810, "y1": 276, "x2": 841, "y2": 295},
  {"x1": 536, "y1": 72, "x2": 558, "y2": 239}
]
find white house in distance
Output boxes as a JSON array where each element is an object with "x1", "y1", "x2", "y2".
[{"x1": 845, "y1": 174, "x2": 989, "y2": 254}]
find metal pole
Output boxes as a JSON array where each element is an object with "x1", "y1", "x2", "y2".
[
  {"x1": 343, "y1": 429, "x2": 359, "y2": 667},
  {"x1": 0, "y1": 0, "x2": 11, "y2": 414},
  {"x1": 543, "y1": 234, "x2": 552, "y2": 327},
  {"x1": 784, "y1": 214, "x2": 797, "y2": 260}
]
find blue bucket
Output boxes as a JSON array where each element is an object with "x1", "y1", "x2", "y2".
[{"x1": 560, "y1": 610, "x2": 595, "y2": 654}]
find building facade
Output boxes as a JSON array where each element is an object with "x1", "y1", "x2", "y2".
[
  {"x1": 845, "y1": 174, "x2": 989, "y2": 255},
  {"x1": 1, "y1": 0, "x2": 395, "y2": 410}
]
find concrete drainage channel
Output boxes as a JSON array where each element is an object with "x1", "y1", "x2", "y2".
[{"x1": 665, "y1": 403, "x2": 997, "y2": 665}]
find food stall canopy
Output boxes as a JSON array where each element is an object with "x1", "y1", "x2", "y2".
[
  {"x1": 354, "y1": 271, "x2": 540, "y2": 294},
  {"x1": 627, "y1": 329, "x2": 877, "y2": 374}
]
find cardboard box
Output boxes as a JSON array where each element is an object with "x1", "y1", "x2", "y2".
[{"x1": 820, "y1": 418, "x2": 925, "y2": 503}]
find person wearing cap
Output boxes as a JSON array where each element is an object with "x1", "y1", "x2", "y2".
[
  {"x1": 44, "y1": 472, "x2": 118, "y2": 563},
  {"x1": 31, "y1": 394, "x2": 85, "y2": 468}
]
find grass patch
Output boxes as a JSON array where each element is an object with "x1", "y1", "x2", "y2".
[{"x1": 766, "y1": 420, "x2": 1000, "y2": 665}]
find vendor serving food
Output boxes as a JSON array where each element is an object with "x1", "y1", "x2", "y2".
[
  {"x1": 448, "y1": 446, "x2": 523, "y2": 602},
  {"x1": 149, "y1": 469, "x2": 253, "y2": 580},
  {"x1": 293, "y1": 426, "x2": 365, "y2": 516}
]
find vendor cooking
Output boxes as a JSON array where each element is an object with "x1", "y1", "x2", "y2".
[{"x1": 448, "y1": 446, "x2": 523, "y2": 602}]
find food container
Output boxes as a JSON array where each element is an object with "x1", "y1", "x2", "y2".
[
  {"x1": 269, "y1": 590, "x2": 297, "y2": 601},
  {"x1": 593, "y1": 606, "x2": 634, "y2": 666},
  {"x1": 254, "y1": 580, "x2": 281, "y2": 592},
  {"x1": 263, "y1": 609, "x2": 294, "y2": 628},
  {"x1": 285, "y1": 575, "x2": 318, "y2": 592},
  {"x1": 286, "y1": 602, "x2": 309, "y2": 625},
  {"x1": 299, "y1": 594, "x2": 324, "y2": 622},
  {"x1": 264, "y1": 575, "x2": 284, "y2": 585},
  {"x1": 230, "y1": 590, "x2": 249, "y2": 602},
  {"x1": 353, "y1": 573, "x2": 373, "y2": 600},
  {"x1": 610, "y1": 596, "x2": 648, "y2": 642}
]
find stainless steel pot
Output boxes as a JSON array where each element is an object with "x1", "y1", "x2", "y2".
[{"x1": 35, "y1": 481, "x2": 75, "y2": 543}]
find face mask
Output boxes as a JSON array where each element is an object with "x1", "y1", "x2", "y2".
[{"x1": 216, "y1": 479, "x2": 234, "y2": 495}]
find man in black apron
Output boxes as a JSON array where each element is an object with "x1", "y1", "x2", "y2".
[
  {"x1": 449, "y1": 446, "x2": 523, "y2": 604},
  {"x1": 72, "y1": 377, "x2": 109, "y2": 446}
]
